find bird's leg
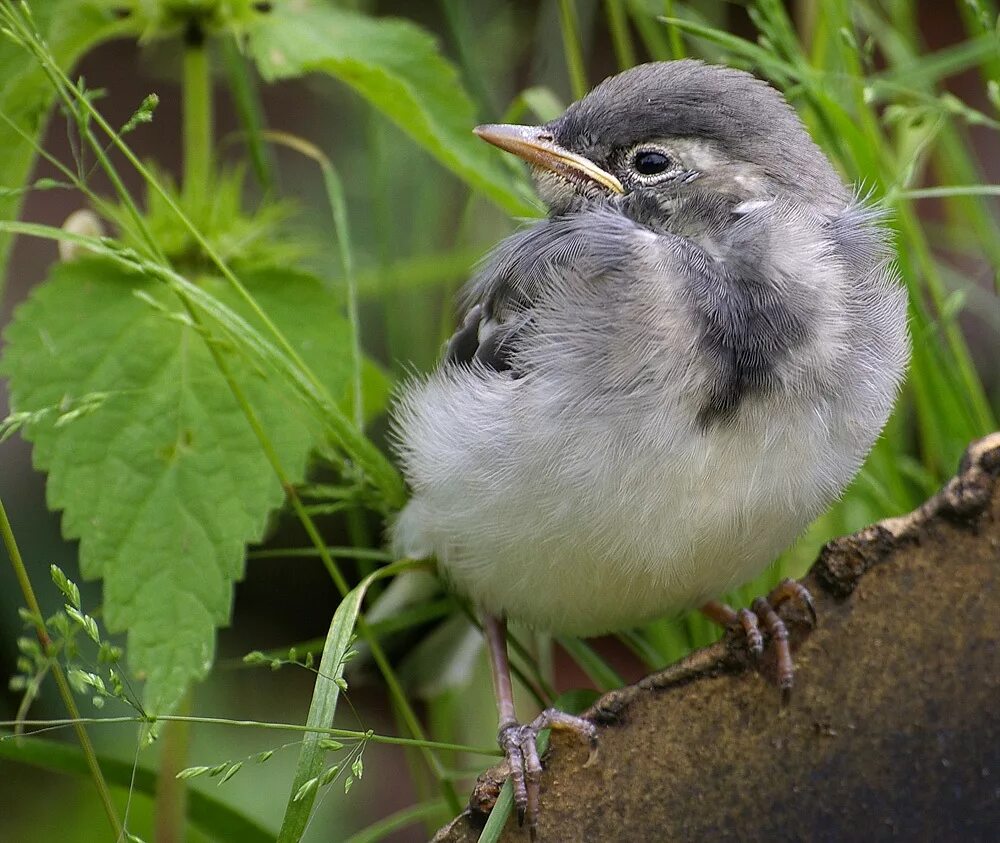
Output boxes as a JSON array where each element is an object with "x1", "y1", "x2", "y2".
[
  {"x1": 700, "y1": 578, "x2": 816, "y2": 703},
  {"x1": 481, "y1": 614, "x2": 598, "y2": 839}
]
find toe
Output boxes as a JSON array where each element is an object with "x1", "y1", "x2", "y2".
[
  {"x1": 769, "y1": 578, "x2": 818, "y2": 628},
  {"x1": 737, "y1": 607, "x2": 764, "y2": 657},
  {"x1": 753, "y1": 596, "x2": 795, "y2": 696},
  {"x1": 500, "y1": 725, "x2": 529, "y2": 826},
  {"x1": 521, "y1": 731, "x2": 543, "y2": 838}
]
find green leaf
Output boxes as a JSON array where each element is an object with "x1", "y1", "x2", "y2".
[
  {"x1": 0, "y1": 731, "x2": 274, "y2": 843},
  {"x1": 0, "y1": 1, "x2": 137, "y2": 297},
  {"x1": 278, "y1": 559, "x2": 423, "y2": 843},
  {"x1": 342, "y1": 801, "x2": 446, "y2": 843},
  {"x1": 0, "y1": 256, "x2": 381, "y2": 714},
  {"x1": 245, "y1": 0, "x2": 538, "y2": 217}
]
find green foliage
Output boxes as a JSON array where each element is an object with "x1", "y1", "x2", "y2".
[
  {"x1": 1, "y1": 257, "x2": 378, "y2": 713},
  {"x1": 0, "y1": 1, "x2": 135, "y2": 289},
  {"x1": 244, "y1": 0, "x2": 538, "y2": 217},
  {"x1": 277, "y1": 559, "x2": 419, "y2": 843},
  {"x1": 0, "y1": 0, "x2": 997, "y2": 841},
  {"x1": 0, "y1": 732, "x2": 275, "y2": 842},
  {"x1": 111, "y1": 164, "x2": 307, "y2": 272}
]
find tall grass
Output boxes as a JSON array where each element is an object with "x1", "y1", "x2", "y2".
[{"x1": 1, "y1": 1, "x2": 996, "y2": 841}]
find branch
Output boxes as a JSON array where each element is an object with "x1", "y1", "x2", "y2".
[{"x1": 435, "y1": 432, "x2": 1000, "y2": 841}]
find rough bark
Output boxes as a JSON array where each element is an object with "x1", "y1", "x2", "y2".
[{"x1": 434, "y1": 433, "x2": 1000, "y2": 843}]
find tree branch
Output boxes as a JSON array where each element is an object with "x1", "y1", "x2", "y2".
[{"x1": 435, "y1": 432, "x2": 1000, "y2": 842}]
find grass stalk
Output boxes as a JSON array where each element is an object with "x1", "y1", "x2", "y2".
[
  {"x1": 0, "y1": 496, "x2": 124, "y2": 839},
  {"x1": 182, "y1": 33, "x2": 212, "y2": 214},
  {"x1": 3, "y1": 716, "x2": 502, "y2": 756},
  {"x1": 558, "y1": 0, "x2": 589, "y2": 100},
  {"x1": 605, "y1": 0, "x2": 636, "y2": 69}
]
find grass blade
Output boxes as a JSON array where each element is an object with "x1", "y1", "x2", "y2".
[
  {"x1": 0, "y1": 732, "x2": 273, "y2": 843},
  {"x1": 343, "y1": 800, "x2": 446, "y2": 843},
  {"x1": 277, "y1": 559, "x2": 427, "y2": 843}
]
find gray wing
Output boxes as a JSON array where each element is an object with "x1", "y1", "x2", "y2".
[{"x1": 443, "y1": 208, "x2": 644, "y2": 376}]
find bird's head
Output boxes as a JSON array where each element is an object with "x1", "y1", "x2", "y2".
[{"x1": 476, "y1": 60, "x2": 847, "y2": 218}]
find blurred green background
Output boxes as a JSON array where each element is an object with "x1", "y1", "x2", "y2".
[{"x1": 1, "y1": 0, "x2": 998, "y2": 841}]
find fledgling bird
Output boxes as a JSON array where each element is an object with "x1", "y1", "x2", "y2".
[{"x1": 391, "y1": 60, "x2": 909, "y2": 835}]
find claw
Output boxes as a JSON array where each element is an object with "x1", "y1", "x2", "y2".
[
  {"x1": 752, "y1": 595, "x2": 794, "y2": 697},
  {"x1": 769, "y1": 577, "x2": 818, "y2": 628},
  {"x1": 702, "y1": 580, "x2": 817, "y2": 702},
  {"x1": 493, "y1": 709, "x2": 598, "y2": 838},
  {"x1": 737, "y1": 607, "x2": 764, "y2": 657},
  {"x1": 520, "y1": 728, "x2": 543, "y2": 833},
  {"x1": 499, "y1": 723, "x2": 529, "y2": 826}
]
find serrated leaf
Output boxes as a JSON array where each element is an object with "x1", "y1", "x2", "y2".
[
  {"x1": 0, "y1": 256, "x2": 387, "y2": 714},
  {"x1": 245, "y1": 0, "x2": 538, "y2": 217},
  {"x1": 0, "y1": 1, "x2": 137, "y2": 293}
]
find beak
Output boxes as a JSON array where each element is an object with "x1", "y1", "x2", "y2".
[{"x1": 474, "y1": 123, "x2": 624, "y2": 195}]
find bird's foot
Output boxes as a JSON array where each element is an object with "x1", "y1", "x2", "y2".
[
  {"x1": 472, "y1": 709, "x2": 598, "y2": 840},
  {"x1": 702, "y1": 578, "x2": 817, "y2": 704}
]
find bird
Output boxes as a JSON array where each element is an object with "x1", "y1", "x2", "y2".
[{"x1": 390, "y1": 59, "x2": 909, "y2": 837}]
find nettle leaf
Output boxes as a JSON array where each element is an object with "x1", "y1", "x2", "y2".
[
  {"x1": 0, "y1": 1, "x2": 138, "y2": 291},
  {"x1": 0, "y1": 257, "x2": 387, "y2": 714},
  {"x1": 244, "y1": 0, "x2": 538, "y2": 217}
]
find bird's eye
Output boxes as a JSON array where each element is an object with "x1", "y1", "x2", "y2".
[{"x1": 632, "y1": 149, "x2": 672, "y2": 176}]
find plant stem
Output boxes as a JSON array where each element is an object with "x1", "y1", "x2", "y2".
[
  {"x1": 0, "y1": 496, "x2": 124, "y2": 839},
  {"x1": 317, "y1": 153, "x2": 363, "y2": 431},
  {"x1": 183, "y1": 33, "x2": 213, "y2": 214},
  {"x1": 893, "y1": 185, "x2": 1000, "y2": 200},
  {"x1": 604, "y1": 0, "x2": 635, "y2": 70},
  {"x1": 558, "y1": 0, "x2": 588, "y2": 100},
  {"x1": 662, "y1": 0, "x2": 687, "y2": 59},
  {"x1": 0, "y1": 7, "x2": 161, "y2": 262},
  {"x1": 220, "y1": 34, "x2": 274, "y2": 192},
  {"x1": 4, "y1": 716, "x2": 502, "y2": 756},
  {"x1": 154, "y1": 692, "x2": 191, "y2": 843}
]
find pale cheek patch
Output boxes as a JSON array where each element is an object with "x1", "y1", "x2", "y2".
[{"x1": 533, "y1": 170, "x2": 578, "y2": 211}]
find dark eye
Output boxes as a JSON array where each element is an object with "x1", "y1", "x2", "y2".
[{"x1": 632, "y1": 149, "x2": 672, "y2": 176}]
